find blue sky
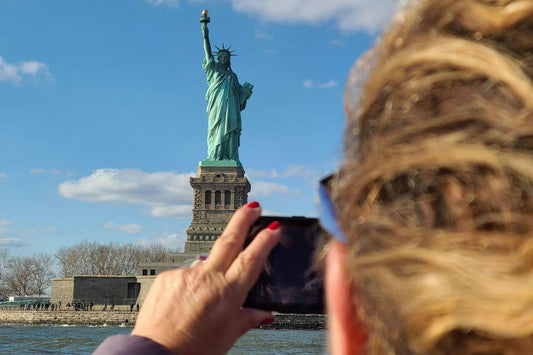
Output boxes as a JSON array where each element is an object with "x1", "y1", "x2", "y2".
[{"x1": 0, "y1": 0, "x2": 397, "y2": 256}]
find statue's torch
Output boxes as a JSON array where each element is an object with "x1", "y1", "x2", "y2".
[{"x1": 200, "y1": 9, "x2": 210, "y2": 24}]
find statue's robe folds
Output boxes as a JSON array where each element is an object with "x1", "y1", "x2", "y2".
[{"x1": 203, "y1": 56, "x2": 247, "y2": 161}]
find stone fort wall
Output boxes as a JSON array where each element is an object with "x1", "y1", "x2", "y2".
[
  {"x1": 136, "y1": 276, "x2": 155, "y2": 305},
  {"x1": 51, "y1": 276, "x2": 138, "y2": 306},
  {"x1": 50, "y1": 278, "x2": 74, "y2": 306}
]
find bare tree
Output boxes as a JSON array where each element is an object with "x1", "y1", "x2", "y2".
[
  {"x1": 0, "y1": 249, "x2": 11, "y2": 297},
  {"x1": 0, "y1": 249, "x2": 11, "y2": 279},
  {"x1": 31, "y1": 253, "x2": 55, "y2": 297},
  {"x1": 144, "y1": 244, "x2": 172, "y2": 263},
  {"x1": 55, "y1": 240, "x2": 174, "y2": 277},
  {"x1": 56, "y1": 246, "x2": 79, "y2": 277},
  {"x1": 5, "y1": 256, "x2": 35, "y2": 296}
]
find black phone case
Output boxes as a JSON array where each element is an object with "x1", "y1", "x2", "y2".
[{"x1": 243, "y1": 216, "x2": 325, "y2": 314}]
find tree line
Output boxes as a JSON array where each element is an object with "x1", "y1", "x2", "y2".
[{"x1": 0, "y1": 241, "x2": 176, "y2": 298}]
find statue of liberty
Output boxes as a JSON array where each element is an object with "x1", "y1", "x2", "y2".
[{"x1": 199, "y1": 10, "x2": 253, "y2": 166}]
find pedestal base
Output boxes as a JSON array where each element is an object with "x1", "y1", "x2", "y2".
[{"x1": 184, "y1": 164, "x2": 250, "y2": 254}]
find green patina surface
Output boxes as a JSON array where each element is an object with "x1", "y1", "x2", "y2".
[
  {"x1": 200, "y1": 11, "x2": 252, "y2": 166},
  {"x1": 199, "y1": 159, "x2": 241, "y2": 167}
]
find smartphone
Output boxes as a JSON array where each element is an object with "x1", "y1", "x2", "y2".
[{"x1": 243, "y1": 216, "x2": 326, "y2": 314}]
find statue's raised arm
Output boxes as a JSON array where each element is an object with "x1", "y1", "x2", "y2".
[
  {"x1": 199, "y1": 10, "x2": 253, "y2": 166},
  {"x1": 199, "y1": 10, "x2": 213, "y2": 61}
]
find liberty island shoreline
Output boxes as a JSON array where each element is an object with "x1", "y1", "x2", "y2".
[{"x1": 0, "y1": 310, "x2": 325, "y2": 329}]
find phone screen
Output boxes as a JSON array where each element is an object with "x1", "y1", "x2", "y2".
[{"x1": 243, "y1": 216, "x2": 326, "y2": 314}]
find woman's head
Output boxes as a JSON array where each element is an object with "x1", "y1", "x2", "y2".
[{"x1": 332, "y1": 0, "x2": 533, "y2": 354}]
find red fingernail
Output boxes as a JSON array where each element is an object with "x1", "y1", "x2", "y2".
[
  {"x1": 260, "y1": 317, "x2": 274, "y2": 326},
  {"x1": 247, "y1": 201, "x2": 260, "y2": 208},
  {"x1": 267, "y1": 221, "x2": 280, "y2": 230}
]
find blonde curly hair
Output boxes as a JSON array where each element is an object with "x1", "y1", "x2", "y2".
[{"x1": 334, "y1": 0, "x2": 533, "y2": 354}]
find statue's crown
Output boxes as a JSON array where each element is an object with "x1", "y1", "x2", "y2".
[{"x1": 215, "y1": 44, "x2": 237, "y2": 57}]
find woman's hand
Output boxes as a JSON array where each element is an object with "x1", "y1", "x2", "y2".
[{"x1": 131, "y1": 202, "x2": 281, "y2": 355}]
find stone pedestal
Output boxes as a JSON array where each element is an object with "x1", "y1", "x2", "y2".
[{"x1": 185, "y1": 165, "x2": 251, "y2": 253}]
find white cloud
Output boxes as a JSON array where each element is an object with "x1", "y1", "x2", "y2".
[
  {"x1": 30, "y1": 168, "x2": 46, "y2": 175},
  {"x1": 248, "y1": 164, "x2": 320, "y2": 180},
  {"x1": 138, "y1": 231, "x2": 187, "y2": 251},
  {"x1": 0, "y1": 238, "x2": 28, "y2": 247},
  {"x1": 149, "y1": 205, "x2": 191, "y2": 218},
  {"x1": 247, "y1": 165, "x2": 324, "y2": 201},
  {"x1": 263, "y1": 48, "x2": 276, "y2": 56},
  {"x1": 303, "y1": 79, "x2": 314, "y2": 89},
  {"x1": 320, "y1": 80, "x2": 338, "y2": 88},
  {"x1": 0, "y1": 58, "x2": 18, "y2": 82},
  {"x1": 0, "y1": 221, "x2": 27, "y2": 247},
  {"x1": 228, "y1": 0, "x2": 399, "y2": 33},
  {"x1": 0, "y1": 172, "x2": 6, "y2": 180},
  {"x1": 0, "y1": 220, "x2": 13, "y2": 237},
  {"x1": 50, "y1": 168, "x2": 62, "y2": 176},
  {"x1": 0, "y1": 220, "x2": 12, "y2": 227},
  {"x1": 58, "y1": 169, "x2": 194, "y2": 219},
  {"x1": 146, "y1": 0, "x2": 179, "y2": 8},
  {"x1": 0, "y1": 56, "x2": 51, "y2": 84},
  {"x1": 104, "y1": 222, "x2": 144, "y2": 235},
  {"x1": 254, "y1": 29, "x2": 271, "y2": 39},
  {"x1": 303, "y1": 79, "x2": 338, "y2": 89},
  {"x1": 30, "y1": 226, "x2": 58, "y2": 235},
  {"x1": 261, "y1": 209, "x2": 290, "y2": 216},
  {"x1": 330, "y1": 39, "x2": 345, "y2": 47},
  {"x1": 246, "y1": 168, "x2": 281, "y2": 178},
  {"x1": 146, "y1": 0, "x2": 400, "y2": 33},
  {"x1": 19, "y1": 61, "x2": 47, "y2": 75},
  {"x1": 30, "y1": 168, "x2": 68, "y2": 177},
  {"x1": 250, "y1": 181, "x2": 291, "y2": 198},
  {"x1": 282, "y1": 164, "x2": 322, "y2": 179}
]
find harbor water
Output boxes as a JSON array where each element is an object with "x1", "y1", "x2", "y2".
[{"x1": 0, "y1": 325, "x2": 327, "y2": 354}]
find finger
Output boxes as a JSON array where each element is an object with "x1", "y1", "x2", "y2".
[
  {"x1": 206, "y1": 202, "x2": 261, "y2": 272},
  {"x1": 225, "y1": 222, "x2": 281, "y2": 298},
  {"x1": 189, "y1": 255, "x2": 207, "y2": 268},
  {"x1": 233, "y1": 308, "x2": 274, "y2": 337}
]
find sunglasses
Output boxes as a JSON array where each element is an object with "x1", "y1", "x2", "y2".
[{"x1": 318, "y1": 174, "x2": 348, "y2": 244}]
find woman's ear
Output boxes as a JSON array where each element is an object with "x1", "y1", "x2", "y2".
[{"x1": 326, "y1": 242, "x2": 367, "y2": 355}]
